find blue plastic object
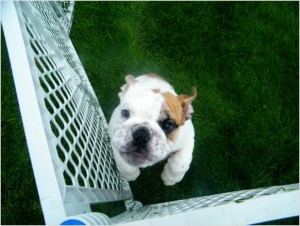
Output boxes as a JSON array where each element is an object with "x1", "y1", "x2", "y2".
[{"x1": 61, "y1": 219, "x2": 85, "y2": 225}]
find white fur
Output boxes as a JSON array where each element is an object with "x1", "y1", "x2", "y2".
[{"x1": 108, "y1": 75, "x2": 195, "y2": 186}]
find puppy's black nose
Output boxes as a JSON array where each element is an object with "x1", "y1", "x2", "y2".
[{"x1": 132, "y1": 126, "x2": 152, "y2": 147}]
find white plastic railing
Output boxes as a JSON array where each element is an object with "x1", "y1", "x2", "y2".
[
  {"x1": 2, "y1": 1, "x2": 132, "y2": 224},
  {"x1": 2, "y1": 1, "x2": 299, "y2": 225}
]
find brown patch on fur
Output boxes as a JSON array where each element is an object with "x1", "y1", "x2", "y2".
[
  {"x1": 161, "y1": 88, "x2": 197, "y2": 142},
  {"x1": 178, "y1": 87, "x2": 197, "y2": 120},
  {"x1": 162, "y1": 92, "x2": 185, "y2": 126},
  {"x1": 177, "y1": 87, "x2": 197, "y2": 106},
  {"x1": 160, "y1": 92, "x2": 182, "y2": 143},
  {"x1": 167, "y1": 128, "x2": 180, "y2": 142}
]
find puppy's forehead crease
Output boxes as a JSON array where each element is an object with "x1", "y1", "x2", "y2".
[
  {"x1": 123, "y1": 88, "x2": 163, "y2": 118},
  {"x1": 162, "y1": 92, "x2": 184, "y2": 126}
]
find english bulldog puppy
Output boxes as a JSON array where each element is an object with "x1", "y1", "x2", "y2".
[{"x1": 108, "y1": 74, "x2": 197, "y2": 186}]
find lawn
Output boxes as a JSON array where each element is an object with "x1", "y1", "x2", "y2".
[{"x1": 1, "y1": 1, "x2": 299, "y2": 224}]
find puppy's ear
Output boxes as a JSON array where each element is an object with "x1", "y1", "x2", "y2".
[
  {"x1": 125, "y1": 75, "x2": 136, "y2": 84},
  {"x1": 177, "y1": 87, "x2": 197, "y2": 120},
  {"x1": 118, "y1": 75, "x2": 136, "y2": 98}
]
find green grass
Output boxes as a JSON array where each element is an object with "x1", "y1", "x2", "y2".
[{"x1": 1, "y1": 2, "x2": 299, "y2": 224}]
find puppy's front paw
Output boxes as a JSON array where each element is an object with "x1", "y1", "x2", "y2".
[
  {"x1": 122, "y1": 168, "x2": 140, "y2": 181},
  {"x1": 161, "y1": 170, "x2": 181, "y2": 186}
]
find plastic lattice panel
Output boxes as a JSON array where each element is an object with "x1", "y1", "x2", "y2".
[
  {"x1": 31, "y1": 1, "x2": 82, "y2": 78},
  {"x1": 17, "y1": 1, "x2": 131, "y2": 203},
  {"x1": 58, "y1": 1, "x2": 75, "y2": 16},
  {"x1": 50, "y1": 1, "x2": 75, "y2": 34},
  {"x1": 111, "y1": 183, "x2": 299, "y2": 223}
]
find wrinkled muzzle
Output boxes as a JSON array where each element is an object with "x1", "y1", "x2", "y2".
[{"x1": 112, "y1": 121, "x2": 170, "y2": 168}]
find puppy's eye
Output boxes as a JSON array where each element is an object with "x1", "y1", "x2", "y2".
[
  {"x1": 160, "y1": 119, "x2": 177, "y2": 134},
  {"x1": 121, "y1": 109, "x2": 130, "y2": 118}
]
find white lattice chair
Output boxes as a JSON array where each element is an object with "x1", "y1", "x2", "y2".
[{"x1": 2, "y1": 1, "x2": 299, "y2": 225}]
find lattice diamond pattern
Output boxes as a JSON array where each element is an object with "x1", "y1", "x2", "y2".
[
  {"x1": 31, "y1": 1, "x2": 84, "y2": 80},
  {"x1": 18, "y1": 1, "x2": 130, "y2": 197},
  {"x1": 111, "y1": 184, "x2": 298, "y2": 223}
]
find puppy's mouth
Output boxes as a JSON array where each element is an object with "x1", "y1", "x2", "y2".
[{"x1": 120, "y1": 145, "x2": 153, "y2": 166}]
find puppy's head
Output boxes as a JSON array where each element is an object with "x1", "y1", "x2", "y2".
[{"x1": 110, "y1": 75, "x2": 197, "y2": 168}]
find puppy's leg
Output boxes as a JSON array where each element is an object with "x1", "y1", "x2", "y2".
[
  {"x1": 113, "y1": 150, "x2": 140, "y2": 181},
  {"x1": 117, "y1": 163, "x2": 140, "y2": 181},
  {"x1": 161, "y1": 143, "x2": 194, "y2": 186}
]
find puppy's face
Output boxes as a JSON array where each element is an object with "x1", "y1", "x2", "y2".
[{"x1": 109, "y1": 75, "x2": 196, "y2": 168}]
